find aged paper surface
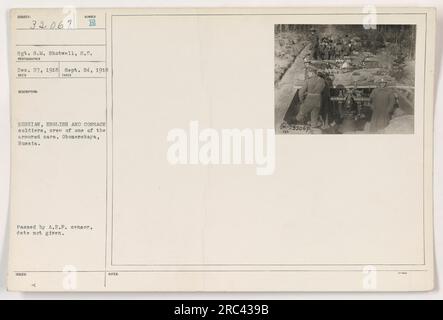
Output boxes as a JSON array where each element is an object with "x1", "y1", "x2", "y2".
[{"x1": 8, "y1": 7, "x2": 435, "y2": 291}]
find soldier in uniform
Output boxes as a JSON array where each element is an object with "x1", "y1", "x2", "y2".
[
  {"x1": 309, "y1": 28, "x2": 320, "y2": 60},
  {"x1": 319, "y1": 38, "x2": 326, "y2": 59},
  {"x1": 323, "y1": 40, "x2": 330, "y2": 60},
  {"x1": 328, "y1": 40, "x2": 335, "y2": 60},
  {"x1": 335, "y1": 40, "x2": 343, "y2": 59},
  {"x1": 319, "y1": 72, "x2": 334, "y2": 128},
  {"x1": 369, "y1": 79, "x2": 396, "y2": 133},
  {"x1": 343, "y1": 34, "x2": 352, "y2": 56},
  {"x1": 296, "y1": 67, "x2": 326, "y2": 128}
]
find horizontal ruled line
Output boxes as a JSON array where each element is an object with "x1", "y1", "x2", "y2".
[
  {"x1": 16, "y1": 60, "x2": 105, "y2": 63},
  {"x1": 16, "y1": 44, "x2": 105, "y2": 47},
  {"x1": 111, "y1": 12, "x2": 425, "y2": 17},
  {"x1": 16, "y1": 28, "x2": 105, "y2": 31},
  {"x1": 13, "y1": 269, "x2": 429, "y2": 273},
  {"x1": 16, "y1": 77, "x2": 106, "y2": 79}
]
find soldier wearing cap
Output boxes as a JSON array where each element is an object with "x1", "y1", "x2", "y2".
[
  {"x1": 335, "y1": 40, "x2": 343, "y2": 59},
  {"x1": 369, "y1": 78, "x2": 396, "y2": 132},
  {"x1": 343, "y1": 34, "x2": 352, "y2": 56},
  {"x1": 296, "y1": 67, "x2": 326, "y2": 128},
  {"x1": 329, "y1": 39, "x2": 336, "y2": 60},
  {"x1": 319, "y1": 72, "x2": 335, "y2": 128},
  {"x1": 309, "y1": 28, "x2": 320, "y2": 60}
]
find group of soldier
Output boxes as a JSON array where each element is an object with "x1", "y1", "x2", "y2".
[
  {"x1": 310, "y1": 28, "x2": 355, "y2": 61},
  {"x1": 281, "y1": 28, "x2": 400, "y2": 133},
  {"x1": 294, "y1": 66, "x2": 397, "y2": 133}
]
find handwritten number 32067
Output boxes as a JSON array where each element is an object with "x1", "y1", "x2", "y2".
[{"x1": 30, "y1": 19, "x2": 73, "y2": 30}]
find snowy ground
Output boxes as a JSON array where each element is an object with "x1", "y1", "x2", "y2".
[
  {"x1": 274, "y1": 32, "x2": 308, "y2": 85},
  {"x1": 274, "y1": 45, "x2": 311, "y2": 133}
]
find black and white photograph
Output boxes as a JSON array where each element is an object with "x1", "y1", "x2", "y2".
[
  {"x1": 275, "y1": 24, "x2": 416, "y2": 134},
  {"x1": 0, "y1": 3, "x2": 440, "y2": 300}
]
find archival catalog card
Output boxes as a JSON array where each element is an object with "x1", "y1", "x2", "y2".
[{"x1": 7, "y1": 7, "x2": 436, "y2": 292}]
